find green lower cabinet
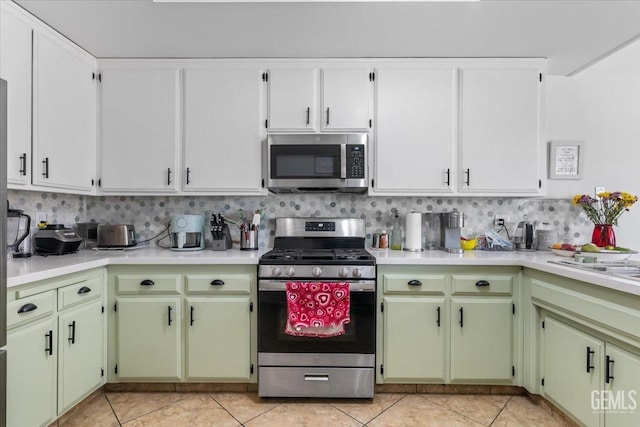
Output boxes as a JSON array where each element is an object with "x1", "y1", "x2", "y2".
[
  {"x1": 450, "y1": 298, "x2": 513, "y2": 382},
  {"x1": 116, "y1": 297, "x2": 182, "y2": 380},
  {"x1": 58, "y1": 300, "x2": 104, "y2": 413},
  {"x1": 382, "y1": 297, "x2": 445, "y2": 382},
  {"x1": 186, "y1": 297, "x2": 252, "y2": 381},
  {"x1": 542, "y1": 316, "x2": 602, "y2": 427},
  {"x1": 7, "y1": 317, "x2": 57, "y2": 427},
  {"x1": 603, "y1": 344, "x2": 640, "y2": 426}
]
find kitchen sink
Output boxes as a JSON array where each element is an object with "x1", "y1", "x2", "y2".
[{"x1": 548, "y1": 259, "x2": 640, "y2": 281}]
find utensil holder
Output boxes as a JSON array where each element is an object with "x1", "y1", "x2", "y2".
[{"x1": 241, "y1": 229, "x2": 258, "y2": 251}]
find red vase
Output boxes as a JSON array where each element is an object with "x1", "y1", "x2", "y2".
[{"x1": 591, "y1": 224, "x2": 616, "y2": 248}]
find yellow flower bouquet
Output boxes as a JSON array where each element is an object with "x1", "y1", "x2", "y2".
[{"x1": 572, "y1": 191, "x2": 638, "y2": 247}]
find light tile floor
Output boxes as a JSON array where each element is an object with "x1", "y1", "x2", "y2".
[{"x1": 56, "y1": 392, "x2": 571, "y2": 426}]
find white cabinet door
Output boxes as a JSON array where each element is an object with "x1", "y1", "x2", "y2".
[
  {"x1": 58, "y1": 300, "x2": 103, "y2": 414},
  {"x1": 459, "y1": 68, "x2": 542, "y2": 194},
  {"x1": 0, "y1": 6, "x2": 32, "y2": 186},
  {"x1": 374, "y1": 68, "x2": 455, "y2": 194},
  {"x1": 33, "y1": 31, "x2": 96, "y2": 192},
  {"x1": 604, "y1": 344, "x2": 640, "y2": 427},
  {"x1": 6, "y1": 318, "x2": 57, "y2": 427},
  {"x1": 183, "y1": 67, "x2": 264, "y2": 193},
  {"x1": 267, "y1": 68, "x2": 317, "y2": 131},
  {"x1": 186, "y1": 297, "x2": 251, "y2": 380},
  {"x1": 321, "y1": 68, "x2": 371, "y2": 131},
  {"x1": 116, "y1": 297, "x2": 182, "y2": 380},
  {"x1": 99, "y1": 67, "x2": 180, "y2": 193}
]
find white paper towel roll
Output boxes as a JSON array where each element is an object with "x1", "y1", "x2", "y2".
[{"x1": 405, "y1": 212, "x2": 423, "y2": 251}]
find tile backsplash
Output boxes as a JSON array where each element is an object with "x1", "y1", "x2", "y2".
[{"x1": 7, "y1": 190, "x2": 593, "y2": 249}]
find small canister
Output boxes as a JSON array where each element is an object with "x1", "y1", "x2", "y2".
[
  {"x1": 379, "y1": 231, "x2": 389, "y2": 249},
  {"x1": 372, "y1": 233, "x2": 380, "y2": 248}
]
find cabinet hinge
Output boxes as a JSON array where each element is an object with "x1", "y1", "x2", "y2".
[
  {"x1": 369, "y1": 72, "x2": 375, "y2": 82},
  {"x1": 380, "y1": 302, "x2": 384, "y2": 312},
  {"x1": 539, "y1": 73, "x2": 542, "y2": 82},
  {"x1": 250, "y1": 302, "x2": 254, "y2": 313},
  {"x1": 250, "y1": 364, "x2": 254, "y2": 375},
  {"x1": 101, "y1": 368, "x2": 104, "y2": 377},
  {"x1": 264, "y1": 119, "x2": 268, "y2": 129},
  {"x1": 114, "y1": 303, "x2": 117, "y2": 312},
  {"x1": 115, "y1": 364, "x2": 118, "y2": 375},
  {"x1": 541, "y1": 378, "x2": 544, "y2": 386},
  {"x1": 369, "y1": 119, "x2": 372, "y2": 128},
  {"x1": 380, "y1": 364, "x2": 384, "y2": 374},
  {"x1": 512, "y1": 366, "x2": 515, "y2": 377},
  {"x1": 512, "y1": 304, "x2": 515, "y2": 315},
  {"x1": 542, "y1": 321, "x2": 545, "y2": 329}
]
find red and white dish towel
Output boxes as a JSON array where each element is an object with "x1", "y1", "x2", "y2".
[{"x1": 285, "y1": 281, "x2": 351, "y2": 338}]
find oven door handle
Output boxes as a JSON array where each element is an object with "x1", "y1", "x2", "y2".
[
  {"x1": 304, "y1": 373, "x2": 330, "y2": 382},
  {"x1": 340, "y1": 144, "x2": 347, "y2": 179},
  {"x1": 258, "y1": 280, "x2": 375, "y2": 292}
]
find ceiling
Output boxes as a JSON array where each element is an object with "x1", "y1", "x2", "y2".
[{"x1": 12, "y1": 0, "x2": 640, "y2": 75}]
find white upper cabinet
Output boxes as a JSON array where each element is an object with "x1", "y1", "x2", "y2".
[
  {"x1": 459, "y1": 67, "x2": 543, "y2": 194},
  {"x1": 267, "y1": 66, "x2": 372, "y2": 133},
  {"x1": 267, "y1": 68, "x2": 317, "y2": 131},
  {"x1": 32, "y1": 30, "x2": 96, "y2": 193},
  {"x1": 0, "y1": 5, "x2": 32, "y2": 187},
  {"x1": 183, "y1": 66, "x2": 265, "y2": 194},
  {"x1": 99, "y1": 66, "x2": 180, "y2": 193},
  {"x1": 321, "y1": 68, "x2": 372, "y2": 131},
  {"x1": 374, "y1": 67, "x2": 456, "y2": 194}
]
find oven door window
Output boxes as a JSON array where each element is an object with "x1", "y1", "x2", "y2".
[
  {"x1": 258, "y1": 289, "x2": 375, "y2": 354},
  {"x1": 271, "y1": 145, "x2": 341, "y2": 180}
]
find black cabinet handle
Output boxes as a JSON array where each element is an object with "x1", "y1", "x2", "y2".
[
  {"x1": 459, "y1": 307, "x2": 464, "y2": 328},
  {"x1": 45, "y1": 330, "x2": 53, "y2": 355},
  {"x1": 326, "y1": 107, "x2": 330, "y2": 126},
  {"x1": 445, "y1": 168, "x2": 450, "y2": 186},
  {"x1": 605, "y1": 355, "x2": 615, "y2": 383},
  {"x1": 140, "y1": 279, "x2": 155, "y2": 286},
  {"x1": 210, "y1": 279, "x2": 225, "y2": 286},
  {"x1": 19, "y1": 153, "x2": 27, "y2": 175},
  {"x1": 167, "y1": 167, "x2": 172, "y2": 186},
  {"x1": 436, "y1": 306, "x2": 441, "y2": 327},
  {"x1": 186, "y1": 167, "x2": 191, "y2": 185},
  {"x1": 18, "y1": 303, "x2": 38, "y2": 314},
  {"x1": 168, "y1": 305, "x2": 173, "y2": 326},
  {"x1": 190, "y1": 306, "x2": 194, "y2": 326},
  {"x1": 42, "y1": 157, "x2": 49, "y2": 178},
  {"x1": 77, "y1": 286, "x2": 92, "y2": 295},
  {"x1": 465, "y1": 168, "x2": 470, "y2": 186},
  {"x1": 306, "y1": 107, "x2": 310, "y2": 125},
  {"x1": 68, "y1": 321, "x2": 76, "y2": 344},
  {"x1": 475, "y1": 280, "x2": 490, "y2": 287},
  {"x1": 586, "y1": 346, "x2": 595, "y2": 373},
  {"x1": 407, "y1": 280, "x2": 422, "y2": 287}
]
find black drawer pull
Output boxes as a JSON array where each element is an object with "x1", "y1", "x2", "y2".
[
  {"x1": 407, "y1": 280, "x2": 422, "y2": 287},
  {"x1": 586, "y1": 346, "x2": 595, "y2": 373},
  {"x1": 168, "y1": 305, "x2": 173, "y2": 326},
  {"x1": 475, "y1": 280, "x2": 490, "y2": 287},
  {"x1": 436, "y1": 306, "x2": 441, "y2": 327},
  {"x1": 68, "y1": 321, "x2": 76, "y2": 344},
  {"x1": 459, "y1": 307, "x2": 464, "y2": 328},
  {"x1": 45, "y1": 330, "x2": 53, "y2": 355},
  {"x1": 140, "y1": 280, "x2": 155, "y2": 286},
  {"x1": 77, "y1": 286, "x2": 92, "y2": 295},
  {"x1": 210, "y1": 279, "x2": 225, "y2": 286},
  {"x1": 605, "y1": 355, "x2": 615, "y2": 383},
  {"x1": 18, "y1": 303, "x2": 38, "y2": 314},
  {"x1": 190, "y1": 306, "x2": 195, "y2": 326}
]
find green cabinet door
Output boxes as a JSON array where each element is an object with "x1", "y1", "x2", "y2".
[
  {"x1": 543, "y1": 316, "x2": 602, "y2": 427},
  {"x1": 186, "y1": 297, "x2": 251, "y2": 380},
  {"x1": 7, "y1": 318, "x2": 57, "y2": 427},
  {"x1": 383, "y1": 297, "x2": 445, "y2": 381},
  {"x1": 58, "y1": 300, "x2": 104, "y2": 413},
  {"x1": 116, "y1": 297, "x2": 182, "y2": 380},
  {"x1": 604, "y1": 344, "x2": 640, "y2": 427},
  {"x1": 450, "y1": 298, "x2": 512, "y2": 382}
]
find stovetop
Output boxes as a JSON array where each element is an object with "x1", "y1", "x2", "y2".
[{"x1": 260, "y1": 248, "x2": 375, "y2": 266}]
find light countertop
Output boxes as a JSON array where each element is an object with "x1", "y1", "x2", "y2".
[{"x1": 6, "y1": 246, "x2": 640, "y2": 297}]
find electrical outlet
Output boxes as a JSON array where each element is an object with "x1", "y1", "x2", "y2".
[
  {"x1": 494, "y1": 213, "x2": 510, "y2": 227},
  {"x1": 35, "y1": 212, "x2": 47, "y2": 224},
  {"x1": 595, "y1": 187, "x2": 605, "y2": 198}
]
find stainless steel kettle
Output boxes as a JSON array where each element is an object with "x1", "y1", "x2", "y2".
[{"x1": 514, "y1": 220, "x2": 537, "y2": 251}]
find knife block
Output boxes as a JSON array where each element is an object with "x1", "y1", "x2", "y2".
[{"x1": 211, "y1": 225, "x2": 232, "y2": 251}]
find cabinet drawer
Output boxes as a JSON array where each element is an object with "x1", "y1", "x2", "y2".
[
  {"x1": 451, "y1": 275, "x2": 513, "y2": 295},
  {"x1": 116, "y1": 274, "x2": 182, "y2": 294},
  {"x1": 186, "y1": 274, "x2": 251, "y2": 294},
  {"x1": 58, "y1": 277, "x2": 102, "y2": 310},
  {"x1": 382, "y1": 274, "x2": 446, "y2": 294},
  {"x1": 7, "y1": 290, "x2": 55, "y2": 329}
]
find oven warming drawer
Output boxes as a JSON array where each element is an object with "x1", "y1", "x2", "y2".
[{"x1": 259, "y1": 366, "x2": 374, "y2": 398}]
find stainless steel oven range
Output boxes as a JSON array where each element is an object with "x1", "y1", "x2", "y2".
[{"x1": 258, "y1": 217, "x2": 376, "y2": 398}]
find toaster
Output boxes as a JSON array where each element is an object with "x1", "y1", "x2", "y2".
[{"x1": 97, "y1": 224, "x2": 137, "y2": 248}]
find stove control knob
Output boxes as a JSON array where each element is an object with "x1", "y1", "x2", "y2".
[
  {"x1": 271, "y1": 267, "x2": 282, "y2": 277},
  {"x1": 285, "y1": 267, "x2": 296, "y2": 277},
  {"x1": 312, "y1": 266, "x2": 323, "y2": 277},
  {"x1": 352, "y1": 268, "x2": 362, "y2": 278},
  {"x1": 339, "y1": 267, "x2": 349, "y2": 278}
]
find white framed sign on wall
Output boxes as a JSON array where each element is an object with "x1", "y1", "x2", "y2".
[{"x1": 548, "y1": 140, "x2": 584, "y2": 180}]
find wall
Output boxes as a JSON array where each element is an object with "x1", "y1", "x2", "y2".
[
  {"x1": 546, "y1": 38, "x2": 640, "y2": 249},
  {"x1": 8, "y1": 190, "x2": 591, "y2": 250}
]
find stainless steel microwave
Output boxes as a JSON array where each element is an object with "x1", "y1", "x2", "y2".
[{"x1": 266, "y1": 133, "x2": 368, "y2": 194}]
